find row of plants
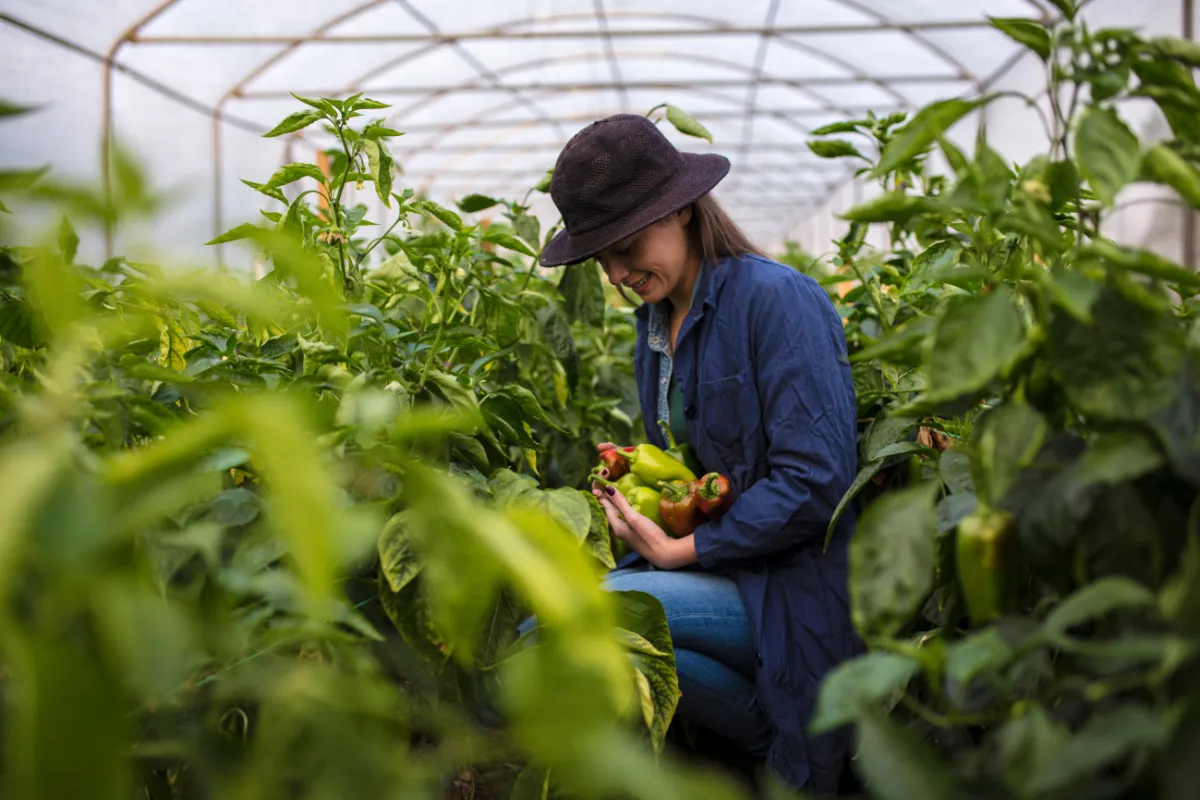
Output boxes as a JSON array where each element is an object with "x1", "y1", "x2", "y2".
[
  {"x1": 799, "y1": 5, "x2": 1200, "y2": 799},
  {"x1": 0, "y1": 93, "x2": 773, "y2": 799}
]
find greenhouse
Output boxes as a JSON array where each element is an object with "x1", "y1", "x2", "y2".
[{"x1": 2, "y1": 0, "x2": 1200, "y2": 798}]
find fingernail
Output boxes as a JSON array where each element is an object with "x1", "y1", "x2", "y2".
[{"x1": 605, "y1": 486, "x2": 615, "y2": 496}]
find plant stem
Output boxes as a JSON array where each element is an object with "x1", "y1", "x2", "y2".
[
  {"x1": 848, "y1": 257, "x2": 891, "y2": 332},
  {"x1": 899, "y1": 695, "x2": 1001, "y2": 729}
]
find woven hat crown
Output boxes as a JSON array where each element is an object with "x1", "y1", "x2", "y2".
[{"x1": 549, "y1": 114, "x2": 683, "y2": 236}]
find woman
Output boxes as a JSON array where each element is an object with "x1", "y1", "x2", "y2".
[{"x1": 538, "y1": 114, "x2": 863, "y2": 795}]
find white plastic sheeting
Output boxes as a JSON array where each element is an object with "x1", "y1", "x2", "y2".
[{"x1": 0, "y1": 0, "x2": 1189, "y2": 266}]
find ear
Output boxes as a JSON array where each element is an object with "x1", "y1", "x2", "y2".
[{"x1": 676, "y1": 205, "x2": 694, "y2": 226}]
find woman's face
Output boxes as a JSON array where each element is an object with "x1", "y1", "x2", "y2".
[{"x1": 595, "y1": 206, "x2": 694, "y2": 305}]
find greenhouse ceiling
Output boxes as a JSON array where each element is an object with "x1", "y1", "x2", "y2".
[{"x1": 2, "y1": 0, "x2": 1069, "y2": 254}]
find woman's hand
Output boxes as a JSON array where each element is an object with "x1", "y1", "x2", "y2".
[{"x1": 592, "y1": 484, "x2": 698, "y2": 570}]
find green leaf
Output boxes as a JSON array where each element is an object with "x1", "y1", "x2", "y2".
[
  {"x1": 1151, "y1": 36, "x2": 1200, "y2": 67},
  {"x1": 1024, "y1": 706, "x2": 1170, "y2": 794},
  {"x1": 514, "y1": 213, "x2": 541, "y2": 248},
  {"x1": 811, "y1": 120, "x2": 868, "y2": 135},
  {"x1": 938, "y1": 449, "x2": 975, "y2": 495},
  {"x1": 0, "y1": 299, "x2": 44, "y2": 349},
  {"x1": 807, "y1": 139, "x2": 866, "y2": 160},
  {"x1": 995, "y1": 706, "x2": 1068, "y2": 795},
  {"x1": 510, "y1": 764, "x2": 551, "y2": 800},
  {"x1": 583, "y1": 494, "x2": 616, "y2": 569},
  {"x1": 362, "y1": 139, "x2": 395, "y2": 208},
  {"x1": 457, "y1": 193, "x2": 502, "y2": 213},
  {"x1": 871, "y1": 98, "x2": 981, "y2": 178},
  {"x1": 850, "y1": 482, "x2": 939, "y2": 640},
  {"x1": 263, "y1": 109, "x2": 324, "y2": 138},
  {"x1": 1077, "y1": 432, "x2": 1164, "y2": 485},
  {"x1": 262, "y1": 162, "x2": 327, "y2": 191},
  {"x1": 826, "y1": 460, "x2": 884, "y2": 548},
  {"x1": 361, "y1": 121, "x2": 403, "y2": 139},
  {"x1": 944, "y1": 627, "x2": 1013, "y2": 686},
  {"x1": 665, "y1": 105, "x2": 712, "y2": 142},
  {"x1": 613, "y1": 590, "x2": 680, "y2": 752},
  {"x1": 1041, "y1": 576, "x2": 1156, "y2": 641},
  {"x1": 0, "y1": 100, "x2": 39, "y2": 117},
  {"x1": 1046, "y1": 159, "x2": 1080, "y2": 210},
  {"x1": 558, "y1": 260, "x2": 605, "y2": 327},
  {"x1": 6, "y1": 634, "x2": 132, "y2": 800},
  {"x1": 532, "y1": 169, "x2": 554, "y2": 193},
  {"x1": 989, "y1": 17, "x2": 1052, "y2": 61},
  {"x1": 854, "y1": 710, "x2": 957, "y2": 800},
  {"x1": 865, "y1": 414, "x2": 919, "y2": 462},
  {"x1": 1082, "y1": 239, "x2": 1200, "y2": 288},
  {"x1": 1075, "y1": 106, "x2": 1141, "y2": 206},
  {"x1": 923, "y1": 288, "x2": 1027, "y2": 405},
  {"x1": 810, "y1": 653, "x2": 919, "y2": 735},
  {"x1": 484, "y1": 230, "x2": 536, "y2": 257},
  {"x1": 378, "y1": 511, "x2": 422, "y2": 593},
  {"x1": 351, "y1": 97, "x2": 391, "y2": 111},
  {"x1": 1141, "y1": 143, "x2": 1200, "y2": 207},
  {"x1": 416, "y1": 199, "x2": 462, "y2": 231},
  {"x1": 289, "y1": 92, "x2": 338, "y2": 117},
  {"x1": 205, "y1": 488, "x2": 260, "y2": 527},
  {"x1": 973, "y1": 400, "x2": 1047, "y2": 506},
  {"x1": 205, "y1": 222, "x2": 262, "y2": 246},
  {"x1": 0, "y1": 167, "x2": 49, "y2": 193},
  {"x1": 841, "y1": 193, "x2": 939, "y2": 223},
  {"x1": 241, "y1": 178, "x2": 287, "y2": 204},
  {"x1": 1047, "y1": 0, "x2": 1076, "y2": 19},
  {"x1": 1039, "y1": 264, "x2": 1101, "y2": 322}
]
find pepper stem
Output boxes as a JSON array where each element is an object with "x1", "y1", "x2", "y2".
[
  {"x1": 697, "y1": 473, "x2": 720, "y2": 500},
  {"x1": 657, "y1": 479, "x2": 692, "y2": 501},
  {"x1": 657, "y1": 419, "x2": 678, "y2": 450}
]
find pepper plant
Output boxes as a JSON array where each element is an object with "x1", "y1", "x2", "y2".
[
  {"x1": 802, "y1": 8, "x2": 1200, "y2": 799},
  {"x1": 0, "y1": 94, "x2": 760, "y2": 800}
]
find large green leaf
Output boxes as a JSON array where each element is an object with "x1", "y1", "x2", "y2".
[
  {"x1": 1075, "y1": 106, "x2": 1141, "y2": 206},
  {"x1": 558, "y1": 260, "x2": 606, "y2": 327},
  {"x1": 613, "y1": 590, "x2": 679, "y2": 752},
  {"x1": 854, "y1": 710, "x2": 957, "y2": 800},
  {"x1": 994, "y1": 706, "x2": 1068, "y2": 796},
  {"x1": 362, "y1": 139, "x2": 395, "y2": 208},
  {"x1": 378, "y1": 511, "x2": 423, "y2": 593},
  {"x1": 944, "y1": 627, "x2": 1013, "y2": 686},
  {"x1": 457, "y1": 193, "x2": 502, "y2": 213},
  {"x1": 1039, "y1": 576, "x2": 1156, "y2": 641},
  {"x1": 261, "y1": 162, "x2": 327, "y2": 191},
  {"x1": 1141, "y1": 143, "x2": 1200, "y2": 207},
  {"x1": 973, "y1": 400, "x2": 1047, "y2": 506},
  {"x1": 809, "y1": 653, "x2": 919, "y2": 734},
  {"x1": 871, "y1": 98, "x2": 981, "y2": 178},
  {"x1": 923, "y1": 288, "x2": 1027, "y2": 406},
  {"x1": 0, "y1": 298, "x2": 44, "y2": 348},
  {"x1": 1024, "y1": 706, "x2": 1170, "y2": 794},
  {"x1": 850, "y1": 482, "x2": 939, "y2": 640},
  {"x1": 841, "y1": 193, "x2": 939, "y2": 223},
  {"x1": 263, "y1": 109, "x2": 324, "y2": 137},
  {"x1": 989, "y1": 17, "x2": 1052, "y2": 60},
  {"x1": 808, "y1": 139, "x2": 866, "y2": 160}
]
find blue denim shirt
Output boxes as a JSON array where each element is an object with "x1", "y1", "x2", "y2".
[{"x1": 631, "y1": 254, "x2": 863, "y2": 793}]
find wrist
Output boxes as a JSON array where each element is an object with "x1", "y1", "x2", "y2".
[{"x1": 656, "y1": 536, "x2": 697, "y2": 570}]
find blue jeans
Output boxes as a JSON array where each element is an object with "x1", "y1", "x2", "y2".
[{"x1": 600, "y1": 563, "x2": 773, "y2": 757}]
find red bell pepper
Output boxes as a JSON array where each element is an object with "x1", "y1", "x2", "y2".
[{"x1": 696, "y1": 472, "x2": 733, "y2": 518}]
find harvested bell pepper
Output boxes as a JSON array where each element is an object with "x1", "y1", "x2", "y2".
[
  {"x1": 955, "y1": 505, "x2": 1019, "y2": 625},
  {"x1": 658, "y1": 479, "x2": 705, "y2": 538},
  {"x1": 696, "y1": 472, "x2": 733, "y2": 518},
  {"x1": 616, "y1": 443, "x2": 696, "y2": 485},
  {"x1": 625, "y1": 485, "x2": 666, "y2": 531},
  {"x1": 598, "y1": 446, "x2": 634, "y2": 480},
  {"x1": 615, "y1": 472, "x2": 648, "y2": 497}
]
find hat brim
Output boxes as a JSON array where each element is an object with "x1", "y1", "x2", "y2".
[{"x1": 538, "y1": 152, "x2": 731, "y2": 267}]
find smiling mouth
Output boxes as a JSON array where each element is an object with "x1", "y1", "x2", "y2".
[{"x1": 629, "y1": 275, "x2": 650, "y2": 291}]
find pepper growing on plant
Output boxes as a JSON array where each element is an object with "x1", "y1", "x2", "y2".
[
  {"x1": 616, "y1": 443, "x2": 697, "y2": 485},
  {"x1": 658, "y1": 479, "x2": 705, "y2": 538},
  {"x1": 695, "y1": 472, "x2": 733, "y2": 518},
  {"x1": 955, "y1": 505, "x2": 1020, "y2": 625}
]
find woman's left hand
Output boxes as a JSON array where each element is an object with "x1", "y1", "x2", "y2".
[{"x1": 592, "y1": 484, "x2": 697, "y2": 570}]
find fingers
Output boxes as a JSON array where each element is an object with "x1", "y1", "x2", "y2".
[
  {"x1": 597, "y1": 442, "x2": 618, "y2": 453},
  {"x1": 600, "y1": 485, "x2": 635, "y2": 519}
]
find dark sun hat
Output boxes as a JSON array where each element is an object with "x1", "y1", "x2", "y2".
[{"x1": 539, "y1": 113, "x2": 731, "y2": 267}]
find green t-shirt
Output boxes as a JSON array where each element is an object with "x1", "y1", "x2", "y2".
[{"x1": 667, "y1": 371, "x2": 689, "y2": 448}]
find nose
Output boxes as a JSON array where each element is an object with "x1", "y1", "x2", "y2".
[{"x1": 603, "y1": 260, "x2": 630, "y2": 286}]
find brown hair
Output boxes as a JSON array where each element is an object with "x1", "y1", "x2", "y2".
[{"x1": 614, "y1": 193, "x2": 765, "y2": 306}]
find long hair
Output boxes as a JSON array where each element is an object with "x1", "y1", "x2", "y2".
[{"x1": 614, "y1": 193, "x2": 765, "y2": 306}]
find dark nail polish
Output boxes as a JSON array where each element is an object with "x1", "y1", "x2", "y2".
[{"x1": 605, "y1": 486, "x2": 615, "y2": 496}]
